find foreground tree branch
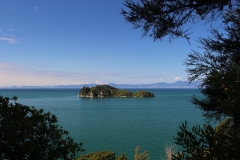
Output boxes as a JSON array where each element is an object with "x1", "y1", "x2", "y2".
[{"x1": 121, "y1": 0, "x2": 240, "y2": 41}]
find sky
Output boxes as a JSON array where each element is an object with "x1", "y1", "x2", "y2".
[{"x1": 0, "y1": 0, "x2": 215, "y2": 87}]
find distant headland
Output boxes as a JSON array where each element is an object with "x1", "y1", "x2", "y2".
[
  {"x1": 0, "y1": 81, "x2": 200, "y2": 89},
  {"x1": 78, "y1": 85, "x2": 154, "y2": 98}
]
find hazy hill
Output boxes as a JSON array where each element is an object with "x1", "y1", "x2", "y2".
[{"x1": 1, "y1": 81, "x2": 200, "y2": 89}]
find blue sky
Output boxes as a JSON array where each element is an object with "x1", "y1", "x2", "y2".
[{"x1": 0, "y1": 0, "x2": 214, "y2": 87}]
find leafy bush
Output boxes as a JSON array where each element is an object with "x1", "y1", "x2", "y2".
[
  {"x1": 115, "y1": 90, "x2": 133, "y2": 97},
  {"x1": 0, "y1": 96, "x2": 84, "y2": 160},
  {"x1": 77, "y1": 150, "x2": 127, "y2": 160},
  {"x1": 133, "y1": 91, "x2": 154, "y2": 97}
]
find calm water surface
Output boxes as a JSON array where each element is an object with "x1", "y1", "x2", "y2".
[{"x1": 0, "y1": 88, "x2": 205, "y2": 159}]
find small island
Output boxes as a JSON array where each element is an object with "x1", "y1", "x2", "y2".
[{"x1": 78, "y1": 85, "x2": 154, "y2": 98}]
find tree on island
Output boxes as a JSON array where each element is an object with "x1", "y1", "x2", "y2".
[
  {"x1": 122, "y1": 0, "x2": 240, "y2": 159},
  {"x1": 79, "y1": 86, "x2": 91, "y2": 97},
  {"x1": 79, "y1": 85, "x2": 154, "y2": 98},
  {"x1": 133, "y1": 90, "x2": 155, "y2": 98},
  {"x1": 0, "y1": 95, "x2": 84, "y2": 160}
]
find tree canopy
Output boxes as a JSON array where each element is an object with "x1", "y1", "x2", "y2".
[
  {"x1": 173, "y1": 9, "x2": 240, "y2": 160},
  {"x1": 121, "y1": 0, "x2": 240, "y2": 41},
  {"x1": 173, "y1": 119, "x2": 240, "y2": 159},
  {"x1": 0, "y1": 95, "x2": 84, "y2": 160},
  {"x1": 121, "y1": 1, "x2": 240, "y2": 159},
  {"x1": 121, "y1": 0, "x2": 240, "y2": 128},
  {"x1": 185, "y1": 9, "x2": 240, "y2": 125},
  {"x1": 133, "y1": 90, "x2": 155, "y2": 98}
]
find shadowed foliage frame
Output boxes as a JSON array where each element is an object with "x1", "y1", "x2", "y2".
[{"x1": 0, "y1": 95, "x2": 84, "y2": 160}]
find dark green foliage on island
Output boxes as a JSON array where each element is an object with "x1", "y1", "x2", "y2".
[
  {"x1": 79, "y1": 86, "x2": 91, "y2": 97},
  {"x1": 133, "y1": 90, "x2": 155, "y2": 98},
  {"x1": 115, "y1": 90, "x2": 133, "y2": 97},
  {"x1": 78, "y1": 85, "x2": 154, "y2": 98},
  {"x1": 79, "y1": 85, "x2": 119, "y2": 97},
  {"x1": 0, "y1": 95, "x2": 84, "y2": 160},
  {"x1": 89, "y1": 85, "x2": 118, "y2": 97}
]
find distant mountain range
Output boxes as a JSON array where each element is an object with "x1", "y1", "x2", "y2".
[{"x1": 1, "y1": 81, "x2": 201, "y2": 89}]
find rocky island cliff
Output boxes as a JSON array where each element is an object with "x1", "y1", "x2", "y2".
[{"x1": 78, "y1": 85, "x2": 154, "y2": 98}]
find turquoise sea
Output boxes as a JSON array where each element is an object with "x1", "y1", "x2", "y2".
[{"x1": 0, "y1": 88, "x2": 205, "y2": 159}]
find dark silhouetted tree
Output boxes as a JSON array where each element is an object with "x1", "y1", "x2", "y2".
[
  {"x1": 0, "y1": 95, "x2": 84, "y2": 160},
  {"x1": 121, "y1": 0, "x2": 240, "y2": 41},
  {"x1": 173, "y1": 10, "x2": 240, "y2": 159},
  {"x1": 185, "y1": 9, "x2": 240, "y2": 125},
  {"x1": 121, "y1": 1, "x2": 240, "y2": 159}
]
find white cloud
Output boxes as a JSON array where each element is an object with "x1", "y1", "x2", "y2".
[
  {"x1": 95, "y1": 81, "x2": 101, "y2": 84},
  {"x1": 0, "y1": 63, "x2": 187, "y2": 87},
  {"x1": 174, "y1": 77, "x2": 182, "y2": 81},
  {"x1": 0, "y1": 28, "x2": 2, "y2": 32},
  {"x1": 159, "y1": 77, "x2": 180, "y2": 82},
  {"x1": 11, "y1": 7, "x2": 17, "y2": 11},
  {"x1": 34, "y1": 6, "x2": 42, "y2": 14},
  {"x1": 9, "y1": 28, "x2": 14, "y2": 32},
  {"x1": 0, "y1": 37, "x2": 16, "y2": 44},
  {"x1": 0, "y1": 63, "x2": 140, "y2": 87},
  {"x1": 0, "y1": 63, "x2": 85, "y2": 87}
]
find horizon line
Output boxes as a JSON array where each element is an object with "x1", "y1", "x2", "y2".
[{"x1": 0, "y1": 81, "x2": 200, "y2": 89}]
